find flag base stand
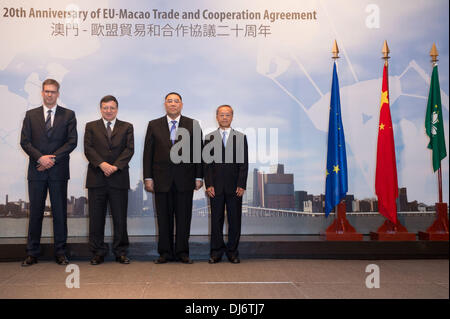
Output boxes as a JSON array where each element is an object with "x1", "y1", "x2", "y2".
[
  {"x1": 323, "y1": 201, "x2": 363, "y2": 241},
  {"x1": 370, "y1": 219, "x2": 416, "y2": 241},
  {"x1": 418, "y1": 202, "x2": 449, "y2": 241}
]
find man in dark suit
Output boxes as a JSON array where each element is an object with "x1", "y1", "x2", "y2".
[
  {"x1": 204, "y1": 105, "x2": 248, "y2": 264},
  {"x1": 143, "y1": 92, "x2": 203, "y2": 264},
  {"x1": 20, "y1": 79, "x2": 77, "y2": 266},
  {"x1": 84, "y1": 95, "x2": 134, "y2": 265}
]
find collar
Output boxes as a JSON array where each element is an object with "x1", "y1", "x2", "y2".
[
  {"x1": 167, "y1": 115, "x2": 181, "y2": 125},
  {"x1": 219, "y1": 127, "x2": 232, "y2": 135},
  {"x1": 102, "y1": 117, "x2": 117, "y2": 127},
  {"x1": 43, "y1": 104, "x2": 58, "y2": 114}
]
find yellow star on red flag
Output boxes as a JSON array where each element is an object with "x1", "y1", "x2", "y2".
[{"x1": 380, "y1": 90, "x2": 388, "y2": 109}]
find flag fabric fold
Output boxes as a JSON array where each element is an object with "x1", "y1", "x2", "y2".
[
  {"x1": 325, "y1": 62, "x2": 348, "y2": 217},
  {"x1": 425, "y1": 64, "x2": 447, "y2": 172},
  {"x1": 375, "y1": 63, "x2": 398, "y2": 224}
]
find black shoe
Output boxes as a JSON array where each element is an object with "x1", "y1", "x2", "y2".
[
  {"x1": 154, "y1": 256, "x2": 168, "y2": 264},
  {"x1": 208, "y1": 256, "x2": 221, "y2": 264},
  {"x1": 90, "y1": 255, "x2": 104, "y2": 265},
  {"x1": 55, "y1": 255, "x2": 69, "y2": 265},
  {"x1": 116, "y1": 255, "x2": 130, "y2": 264},
  {"x1": 179, "y1": 256, "x2": 193, "y2": 264},
  {"x1": 229, "y1": 256, "x2": 240, "y2": 264},
  {"x1": 22, "y1": 255, "x2": 38, "y2": 267}
]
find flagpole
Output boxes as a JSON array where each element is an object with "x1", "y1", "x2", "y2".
[
  {"x1": 331, "y1": 40, "x2": 341, "y2": 218},
  {"x1": 418, "y1": 43, "x2": 448, "y2": 241},
  {"x1": 382, "y1": 39, "x2": 390, "y2": 66},
  {"x1": 370, "y1": 40, "x2": 416, "y2": 241},
  {"x1": 324, "y1": 40, "x2": 362, "y2": 241},
  {"x1": 430, "y1": 43, "x2": 443, "y2": 204}
]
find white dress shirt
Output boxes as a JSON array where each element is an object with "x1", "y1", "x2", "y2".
[
  {"x1": 102, "y1": 117, "x2": 117, "y2": 130},
  {"x1": 43, "y1": 104, "x2": 57, "y2": 126},
  {"x1": 146, "y1": 115, "x2": 202, "y2": 182},
  {"x1": 219, "y1": 127, "x2": 232, "y2": 146},
  {"x1": 167, "y1": 115, "x2": 181, "y2": 131}
]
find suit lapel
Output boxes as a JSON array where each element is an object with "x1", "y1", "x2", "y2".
[
  {"x1": 159, "y1": 116, "x2": 172, "y2": 149},
  {"x1": 222, "y1": 129, "x2": 235, "y2": 163},
  {"x1": 219, "y1": 128, "x2": 234, "y2": 149},
  {"x1": 226, "y1": 129, "x2": 234, "y2": 149},
  {"x1": 51, "y1": 106, "x2": 63, "y2": 133},
  {"x1": 96, "y1": 119, "x2": 110, "y2": 146},
  {"x1": 36, "y1": 106, "x2": 46, "y2": 133},
  {"x1": 111, "y1": 119, "x2": 121, "y2": 140},
  {"x1": 176, "y1": 115, "x2": 187, "y2": 144}
]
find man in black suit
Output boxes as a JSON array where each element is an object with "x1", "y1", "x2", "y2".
[
  {"x1": 84, "y1": 95, "x2": 134, "y2": 265},
  {"x1": 20, "y1": 79, "x2": 77, "y2": 266},
  {"x1": 143, "y1": 92, "x2": 203, "y2": 264},
  {"x1": 204, "y1": 105, "x2": 248, "y2": 264}
]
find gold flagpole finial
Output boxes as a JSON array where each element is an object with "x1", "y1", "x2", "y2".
[
  {"x1": 382, "y1": 40, "x2": 390, "y2": 65},
  {"x1": 430, "y1": 43, "x2": 439, "y2": 64},
  {"x1": 332, "y1": 40, "x2": 340, "y2": 60}
]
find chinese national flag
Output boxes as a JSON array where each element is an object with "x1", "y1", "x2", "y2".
[{"x1": 375, "y1": 63, "x2": 398, "y2": 224}]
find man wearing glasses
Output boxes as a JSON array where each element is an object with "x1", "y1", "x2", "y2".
[
  {"x1": 20, "y1": 79, "x2": 77, "y2": 266},
  {"x1": 143, "y1": 92, "x2": 203, "y2": 264}
]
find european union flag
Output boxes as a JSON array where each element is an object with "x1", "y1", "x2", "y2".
[{"x1": 325, "y1": 62, "x2": 348, "y2": 217}]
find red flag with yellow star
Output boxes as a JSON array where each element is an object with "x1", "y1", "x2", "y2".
[{"x1": 375, "y1": 63, "x2": 398, "y2": 224}]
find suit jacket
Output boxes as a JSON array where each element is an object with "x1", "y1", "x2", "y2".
[
  {"x1": 84, "y1": 119, "x2": 134, "y2": 189},
  {"x1": 143, "y1": 115, "x2": 203, "y2": 192},
  {"x1": 203, "y1": 129, "x2": 248, "y2": 195},
  {"x1": 20, "y1": 105, "x2": 77, "y2": 181}
]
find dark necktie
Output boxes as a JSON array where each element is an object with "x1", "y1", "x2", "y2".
[
  {"x1": 45, "y1": 110, "x2": 52, "y2": 137},
  {"x1": 107, "y1": 121, "x2": 112, "y2": 142}
]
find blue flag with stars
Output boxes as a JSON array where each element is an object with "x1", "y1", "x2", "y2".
[{"x1": 325, "y1": 62, "x2": 348, "y2": 217}]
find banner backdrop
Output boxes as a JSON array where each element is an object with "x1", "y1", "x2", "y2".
[{"x1": 0, "y1": 0, "x2": 448, "y2": 236}]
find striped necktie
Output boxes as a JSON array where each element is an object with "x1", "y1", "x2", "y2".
[{"x1": 45, "y1": 110, "x2": 52, "y2": 137}]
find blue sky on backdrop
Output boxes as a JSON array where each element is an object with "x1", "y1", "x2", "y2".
[{"x1": 0, "y1": 0, "x2": 448, "y2": 204}]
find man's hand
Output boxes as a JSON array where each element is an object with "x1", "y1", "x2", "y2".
[
  {"x1": 206, "y1": 186, "x2": 215, "y2": 198},
  {"x1": 37, "y1": 155, "x2": 55, "y2": 170},
  {"x1": 195, "y1": 180, "x2": 203, "y2": 191},
  {"x1": 99, "y1": 162, "x2": 118, "y2": 177},
  {"x1": 144, "y1": 179, "x2": 154, "y2": 193},
  {"x1": 236, "y1": 187, "x2": 245, "y2": 197}
]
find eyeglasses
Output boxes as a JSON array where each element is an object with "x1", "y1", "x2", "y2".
[
  {"x1": 165, "y1": 99, "x2": 181, "y2": 104},
  {"x1": 43, "y1": 90, "x2": 58, "y2": 95}
]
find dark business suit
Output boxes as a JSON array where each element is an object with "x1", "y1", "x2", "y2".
[
  {"x1": 84, "y1": 119, "x2": 134, "y2": 257},
  {"x1": 143, "y1": 115, "x2": 202, "y2": 259},
  {"x1": 20, "y1": 105, "x2": 77, "y2": 257},
  {"x1": 204, "y1": 129, "x2": 248, "y2": 259}
]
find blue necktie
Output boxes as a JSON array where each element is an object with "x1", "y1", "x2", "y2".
[
  {"x1": 222, "y1": 131, "x2": 227, "y2": 147},
  {"x1": 170, "y1": 120, "x2": 177, "y2": 144}
]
